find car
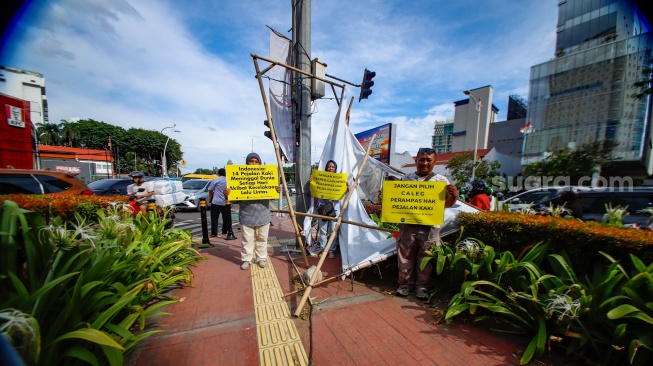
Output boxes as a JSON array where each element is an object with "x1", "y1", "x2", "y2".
[
  {"x1": 181, "y1": 173, "x2": 218, "y2": 183},
  {"x1": 533, "y1": 187, "x2": 653, "y2": 226},
  {"x1": 180, "y1": 179, "x2": 212, "y2": 211},
  {"x1": 499, "y1": 186, "x2": 573, "y2": 211},
  {"x1": 87, "y1": 178, "x2": 133, "y2": 196},
  {"x1": 287, "y1": 184, "x2": 296, "y2": 194},
  {"x1": 0, "y1": 168, "x2": 94, "y2": 195}
]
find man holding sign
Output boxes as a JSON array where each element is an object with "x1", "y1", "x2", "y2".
[
  {"x1": 387, "y1": 147, "x2": 458, "y2": 300},
  {"x1": 225, "y1": 152, "x2": 280, "y2": 270}
]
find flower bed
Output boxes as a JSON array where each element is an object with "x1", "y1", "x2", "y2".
[{"x1": 0, "y1": 193, "x2": 128, "y2": 224}]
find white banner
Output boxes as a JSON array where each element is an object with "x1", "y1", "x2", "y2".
[{"x1": 269, "y1": 30, "x2": 294, "y2": 162}]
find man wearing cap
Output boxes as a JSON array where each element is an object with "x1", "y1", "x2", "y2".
[{"x1": 224, "y1": 152, "x2": 281, "y2": 270}]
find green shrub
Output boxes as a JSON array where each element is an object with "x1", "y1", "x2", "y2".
[
  {"x1": 0, "y1": 200, "x2": 205, "y2": 365},
  {"x1": 458, "y1": 212, "x2": 653, "y2": 275}
]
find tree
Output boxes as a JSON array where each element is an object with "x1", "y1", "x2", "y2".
[
  {"x1": 446, "y1": 152, "x2": 501, "y2": 187},
  {"x1": 58, "y1": 120, "x2": 78, "y2": 146},
  {"x1": 523, "y1": 140, "x2": 617, "y2": 184},
  {"x1": 33, "y1": 118, "x2": 184, "y2": 177},
  {"x1": 35, "y1": 122, "x2": 61, "y2": 145},
  {"x1": 193, "y1": 168, "x2": 214, "y2": 174}
]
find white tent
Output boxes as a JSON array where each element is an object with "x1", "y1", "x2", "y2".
[{"x1": 303, "y1": 87, "x2": 480, "y2": 277}]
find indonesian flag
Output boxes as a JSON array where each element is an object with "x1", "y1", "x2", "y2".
[{"x1": 520, "y1": 120, "x2": 533, "y2": 134}]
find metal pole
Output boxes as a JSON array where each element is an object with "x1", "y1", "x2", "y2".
[
  {"x1": 472, "y1": 101, "x2": 481, "y2": 181},
  {"x1": 294, "y1": 0, "x2": 311, "y2": 220},
  {"x1": 160, "y1": 124, "x2": 176, "y2": 177},
  {"x1": 464, "y1": 91, "x2": 482, "y2": 182}
]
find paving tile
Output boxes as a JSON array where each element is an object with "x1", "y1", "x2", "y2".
[{"x1": 128, "y1": 215, "x2": 553, "y2": 366}]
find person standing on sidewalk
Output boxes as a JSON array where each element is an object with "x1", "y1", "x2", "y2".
[
  {"x1": 225, "y1": 152, "x2": 280, "y2": 270},
  {"x1": 207, "y1": 168, "x2": 232, "y2": 237},
  {"x1": 308, "y1": 159, "x2": 346, "y2": 259},
  {"x1": 394, "y1": 147, "x2": 458, "y2": 300}
]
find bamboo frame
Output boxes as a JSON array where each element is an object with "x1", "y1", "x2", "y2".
[
  {"x1": 271, "y1": 209, "x2": 397, "y2": 234},
  {"x1": 293, "y1": 134, "x2": 377, "y2": 317},
  {"x1": 252, "y1": 56, "x2": 309, "y2": 268}
]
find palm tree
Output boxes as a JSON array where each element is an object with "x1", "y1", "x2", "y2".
[
  {"x1": 35, "y1": 122, "x2": 61, "y2": 145},
  {"x1": 58, "y1": 120, "x2": 78, "y2": 147}
]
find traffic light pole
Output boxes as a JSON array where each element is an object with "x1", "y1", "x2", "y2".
[{"x1": 293, "y1": 0, "x2": 312, "y2": 224}]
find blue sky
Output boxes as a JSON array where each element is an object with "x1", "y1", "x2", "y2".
[{"x1": 1, "y1": 0, "x2": 558, "y2": 174}]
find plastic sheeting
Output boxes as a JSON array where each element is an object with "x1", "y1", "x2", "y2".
[
  {"x1": 302, "y1": 87, "x2": 481, "y2": 276},
  {"x1": 303, "y1": 88, "x2": 404, "y2": 275}
]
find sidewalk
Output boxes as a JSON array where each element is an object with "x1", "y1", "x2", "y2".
[{"x1": 126, "y1": 214, "x2": 548, "y2": 366}]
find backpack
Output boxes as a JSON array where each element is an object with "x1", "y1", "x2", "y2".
[{"x1": 317, "y1": 201, "x2": 336, "y2": 217}]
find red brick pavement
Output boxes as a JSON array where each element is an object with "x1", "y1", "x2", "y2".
[{"x1": 127, "y1": 215, "x2": 564, "y2": 366}]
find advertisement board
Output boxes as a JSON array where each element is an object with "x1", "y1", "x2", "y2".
[
  {"x1": 354, "y1": 123, "x2": 395, "y2": 165},
  {"x1": 0, "y1": 94, "x2": 34, "y2": 169}
]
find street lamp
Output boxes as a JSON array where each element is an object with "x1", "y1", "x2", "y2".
[
  {"x1": 464, "y1": 90, "x2": 482, "y2": 182},
  {"x1": 161, "y1": 124, "x2": 179, "y2": 177}
]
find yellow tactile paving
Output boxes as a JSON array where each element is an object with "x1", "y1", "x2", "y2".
[{"x1": 251, "y1": 238, "x2": 308, "y2": 366}]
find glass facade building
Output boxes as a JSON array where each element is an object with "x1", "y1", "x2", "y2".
[
  {"x1": 432, "y1": 120, "x2": 454, "y2": 154},
  {"x1": 524, "y1": 0, "x2": 653, "y2": 176}
]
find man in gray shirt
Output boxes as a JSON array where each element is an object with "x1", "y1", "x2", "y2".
[
  {"x1": 224, "y1": 152, "x2": 280, "y2": 270},
  {"x1": 207, "y1": 168, "x2": 232, "y2": 237}
]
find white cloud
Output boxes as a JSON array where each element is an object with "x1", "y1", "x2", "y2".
[{"x1": 1, "y1": 0, "x2": 558, "y2": 173}]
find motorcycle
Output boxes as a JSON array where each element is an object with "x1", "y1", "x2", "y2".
[{"x1": 127, "y1": 189, "x2": 175, "y2": 229}]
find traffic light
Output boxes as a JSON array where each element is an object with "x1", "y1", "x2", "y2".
[
  {"x1": 264, "y1": 120, "x2": 273, "y2": 140},
  {"x1": 358, "y1": 68, "x2": 376, "y2": 102}
]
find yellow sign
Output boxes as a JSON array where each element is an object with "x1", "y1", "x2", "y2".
[
  {"x1": 381, "y1": 180, "x2": 446, "y2": 226},
  {"x1": 181, "y1": 160, "x2": 187, "y2": 166},
  {"x1": 309, "y1": 169, "x2": 348, "y2": 200},
  {"x1": 226, "y1": 164, "x2": 279, "y2": 201}
]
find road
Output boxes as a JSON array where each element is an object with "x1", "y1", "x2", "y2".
[{"x1": 173, "y1": 195, "x2": 296, "y2": 236}]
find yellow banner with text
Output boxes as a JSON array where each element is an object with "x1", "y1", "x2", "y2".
[
  {"x1": 309, "y1": 169, "x2": 348, "y2": 200},
  {"x1": 381, "y1": 180, "x2": 446, "y2": 226},
  {"x1": 226, "y1": 165, "x2": 279, "y2": 201}
]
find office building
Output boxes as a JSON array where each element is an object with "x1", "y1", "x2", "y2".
[{"x1": 524, "y1": 0, "x2": 653, "y2": 178}]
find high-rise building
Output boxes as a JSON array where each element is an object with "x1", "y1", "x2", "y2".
[
  {"x1": 507, "y1": 95, "x2": 527, "y2": 121},
  {"x1": 432, "y1": 120, "x2": 454, "y2": 154},
  {"x1": 523, "y1": 0, "x2": 653, "y2": 178}
]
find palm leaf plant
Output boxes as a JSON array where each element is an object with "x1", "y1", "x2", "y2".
[{"x1": 0, "y1": 199, "x2": 204, "y2": 365}]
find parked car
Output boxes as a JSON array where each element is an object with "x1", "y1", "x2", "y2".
[
  {"x1": 180, "y1": 179, "x2": 212, "y2": 211},
  {"x1": 533, "y1": 187, "x2": 653, "y2": 226},
  {"x1": 87, "y1": 178, "x2": 133, "y2": 196},
  {"x1": 502, "y1": 186, "x2": 596, "y2": 211},
  {"x1": 0, "y1": 168, "x2": 93, "y2": 195},
  {"x1": 287, "y1": 184, "x2": 296, "y2": 194},
  {"x1": 499, "y1": 186, "x2": 574, "y2": 211}
]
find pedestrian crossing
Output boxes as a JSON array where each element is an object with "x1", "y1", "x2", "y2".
[{"x1": 174, "y1": 218, "x2": 241, "y2": 237}]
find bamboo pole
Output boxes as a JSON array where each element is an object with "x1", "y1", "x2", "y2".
[
  {"x1": 293, "y1": 134, "x2": 378, "y2": 317},
  {"x1": 345, "y1": 97, "x2": 354, "y2": 125},
  {"x1": 271, "y1": 209, "x2": 397, "y2": 234},
  {"x1": 251, "y1": 54, "x2": 346, "y2": 90},
  {"x1": 252, "y1": 56, "x2": 309, "y2": 268},
  {"x1": 285, "y1": 252, "x2": 395, "y2": 297}
]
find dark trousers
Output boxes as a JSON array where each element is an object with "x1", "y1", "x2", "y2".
[
  {"x1": 210, "y1": 204, "x2": 232, "y2": 235},
  {"x1": 396, "y1": 225, "x2": 439, "y2": 288}
]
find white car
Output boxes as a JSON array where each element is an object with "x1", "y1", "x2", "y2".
[{"x1": 180, "y1": 179, "x2": 212, "y2": 211}]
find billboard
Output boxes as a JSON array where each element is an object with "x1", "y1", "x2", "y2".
[
  {"x1": 0, "y1": 93, "x2": 34, "y2": 169},
  {"x1": 354, "y1": 123, "x2": 395, "y2": 165}
]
